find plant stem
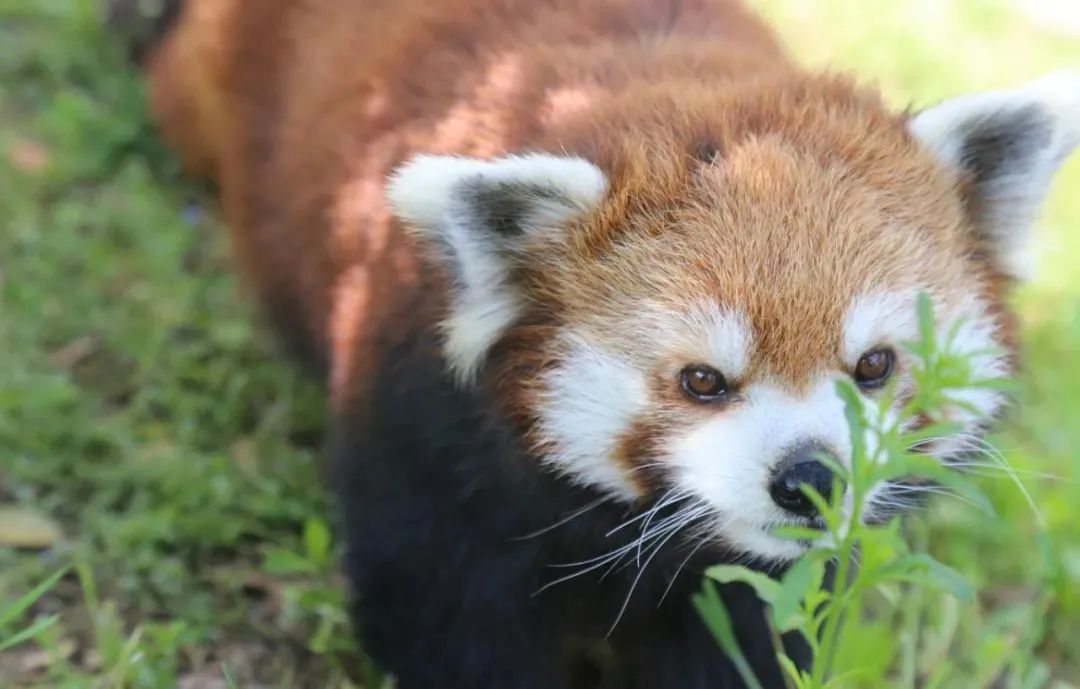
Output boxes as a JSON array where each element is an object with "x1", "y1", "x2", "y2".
[
  {"x1": 812, "y1": 484, "x2": 867, "y2": 688},
  {"x1": 812, "y1": 541, "x2": 854, "y2": 687},
  {"x1": 764, "y1": 610, "x2": 798, "y2": 689},
  {"x1": 899, "y1": 525, "x2": 928, "y2": 688}
]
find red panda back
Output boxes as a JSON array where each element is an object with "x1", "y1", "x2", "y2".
[{"x1": 143, "y1": 0, "x2": 787, "y2": 399}]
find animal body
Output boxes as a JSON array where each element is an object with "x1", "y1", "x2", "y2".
[{"x1": 135, "y1": 0, "x2": 1080, "y2": 686}]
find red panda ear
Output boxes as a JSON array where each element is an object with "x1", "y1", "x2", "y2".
[
  {"x1": 385, "y1": 153, "x2": 608, "y2": 383},
  {"x1": 909, "y1": 70, "x2": 1080, "y2": 279}
]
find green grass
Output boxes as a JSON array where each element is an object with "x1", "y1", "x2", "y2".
[
  {"x1": 0, "y1": 2, "x2": 354, "y2": 686},
  {"x1": 1, "y1": 0, "x2": 1079, "y2": 686}
]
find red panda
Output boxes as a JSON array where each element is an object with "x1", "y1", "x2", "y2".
[{"x1": 136, "y1": 0, "x2": 1080, "y2": 686}]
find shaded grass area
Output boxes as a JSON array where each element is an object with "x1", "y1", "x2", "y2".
[
  {"x1": 0, "y1": 1, "x2": 358, "y2": 686},
  {"x1": 0, "y1": 0, "x2": 1078, "y2": 686}
]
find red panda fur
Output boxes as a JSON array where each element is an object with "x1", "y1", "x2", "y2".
[
  {"x1": 138, "y1": 1, "x2": 1047, "y2": 686},
  {"x1": 144, "y1": 0, "x2": 1006, "y2": 412}
]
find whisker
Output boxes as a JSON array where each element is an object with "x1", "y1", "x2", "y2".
[
  {"x1": 539, "y1": 513, "x2": 694, "y2": 592},
  {"x1": 947, "y1": 433, "x2": 1043, "y2": 523},
  {"x1": 658, "y1": 537, "x2": 708, "y2": 608},
  {"x1": 626, "y1": 504, "x2": 712, "y2": 572},
  {"x1": 947, "y1": 465, "x2": 1067, "y2": 482},
  {"x1": 868, "y1": 481, "x2": 980, "y2": 515},
  {"x1": 605, "y1": 489, "x2": 689, "y2": 538},
  {"x1": 547, "y1": 541, "x2": 641, "y2": 570},
  {"x1": 905, "y1": 431, "x2": 1046, "y2": 524},
  {"x1": 603, "y1": 518, "x2": 692, "y2": 581},
  {"x1": 511, "y1": 496, "x2": 611, "y2": 541},
  {"x1": 626, "y1": 461, "x2": 674, "y2": 475},
  {"x1": 636, "y1": 492, "x2": 692, "y2": 565},
  {"x1": 534, "y1": 546, "x2": 636, "y2": 594},
  {"x1": 550, "y1": 505, "x2": 700, "y2": 574},
  {"x1": 599, "y1": 544, "x2": 637, "y2": 581},
  {"x1": 608, "y1": 512, "x2": 694, "y2": 637}
]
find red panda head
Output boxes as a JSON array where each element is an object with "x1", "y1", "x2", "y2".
[{"x1": 388, "y1": 72, "x2": 1080, "y2": 561}]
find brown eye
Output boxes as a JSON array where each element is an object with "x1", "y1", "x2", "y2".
[
  {"x1": 680, "y1": 365, "x2": 729, "y2": 401},
  {"x1": 854, "y1": 348, "x2": 895, "y2": 388}
]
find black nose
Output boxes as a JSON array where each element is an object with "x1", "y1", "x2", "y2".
[{"x1": 769, "y1": 442, "x2": 839, "y2": 518}]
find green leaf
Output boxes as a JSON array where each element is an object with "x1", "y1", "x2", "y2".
[
  {"x1": 870, "y1": 554, "x2": 973, "y2": 603},
  {"x1": 0, "y1": 567, "x2": 67, "y2": 629},
  {"x1": 899, "y1": 421, "x2": 966, "y2": 447},
  {"x1": 915, "y1": 291, "x2": 936, "y2": 352},
  {"x1": 692, "y1": 581, "x2": 767, "y2": 689},
  {"x1": 966, "y1": 376, "x2": 1020, "y2": 392},
  {"x1": 222, "y1": 664, "x2": 239, "y2": 689},
  {"x1": 363, "y1": 654, "x2": 387, "y2": 689},
  {"x1": 834, "y1": 379, "x2": 867, "y2": 477},
  {"x1": 882, "y1": 454, "x2": 995, "y2": 517},
  {"x1": 923, "y1": 661, "x2": 954, "y2": 689},
  {"x1": 303, "y1": 517, "x2": 333, "y2": 565},
  {"x1": 825, "y1": 667, "x2": 877, "y2": 688},
  {"x1": 771, "y1": 526, "x2": 828, "y2": 543},
  {"x1": 295, "y1": 586, "x2": 346, "y2": 610},
  {"x1": 0, "y1": 614, "x2": 60, "y2": 653},
  {"x1": 799, "y1": 485, "x2": 838, "y2": 531},
  {"x1": 704, "y1": 565, "x2": 780, "y2": 604},
  {"x1": 263, "y1": 548, "x2": 317, "y2": 575},
  {"x1": 776, "y1": 652, "x2": 811, "y2": 689},
  {"x1": 914, "y1": 555, "x2": 974, "y2": 604},
  {"x1": 772, "y1": 553, "x2": 826, "y2": 632}
]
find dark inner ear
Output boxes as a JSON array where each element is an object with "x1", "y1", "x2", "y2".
[
  {"x1": 957, "y1": 104, "x2": 1053, "y2": 184},
  {"x1": 461, "y1": 180, "x2": 572, "y2": 237}
]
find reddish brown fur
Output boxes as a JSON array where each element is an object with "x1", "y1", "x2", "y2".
[{"x1": 144, "y1": 0, "x2": 1008, "y2": 428}]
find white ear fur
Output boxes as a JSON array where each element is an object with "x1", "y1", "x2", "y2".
[
  {"x1": 909, "y1": 70, "x2": 1080, "y2": 278},
  {"x1": 385, "y1": 153, "x2": 608, "y2": 383}
]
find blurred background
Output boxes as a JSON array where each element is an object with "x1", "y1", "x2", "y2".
[{"x1": 0, "y1": 0, "x2": 1078, "y2": 687}]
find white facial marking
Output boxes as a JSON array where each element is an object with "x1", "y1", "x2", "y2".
[
  {"x1": 385, "y1": 153, "x2": 608, "y2": 382},
  {"x1": 687, "y1": 303, "x2": 753, "y2": 379},
  {"x1": 535, "y1": 335, "x2": 646, "y2": 499},
  {"x1": 633, "y1": 302, "x2": 753, "y2": 376},
  {"x1": 441, "y1": 288, "x2": 523, "y2": 382},
  {"x1": 842, "y1": 290, "x2": 918, "y2": 367}
]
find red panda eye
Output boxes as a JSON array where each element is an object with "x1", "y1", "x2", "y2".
[
  {"x1": 680, "y1": 365, "x2": 729, "y2": 401},
  {"x1": 854, "y1": 348, "x2": 895, "y2": 388}
]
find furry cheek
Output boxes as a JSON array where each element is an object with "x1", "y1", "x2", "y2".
[{"x1": 532, "y1": 334, "x2": 648, "y2": 500}]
